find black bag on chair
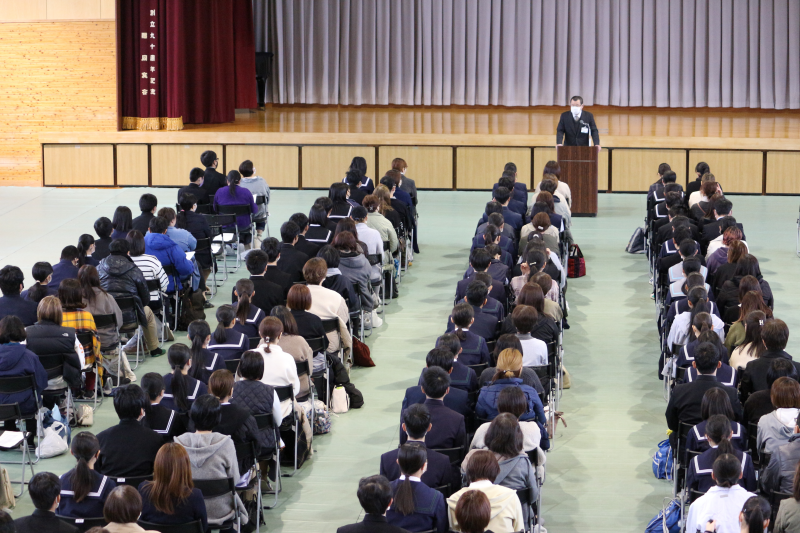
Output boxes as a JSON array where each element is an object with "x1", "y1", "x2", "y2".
[
  {"x1": 279, "y1": 423, "x2": 309, "y2": 469},
  {"x1": 176, "y1": 289, "x2": 205, "y2": 331}
]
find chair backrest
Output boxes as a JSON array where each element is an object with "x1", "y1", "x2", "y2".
[
  {"x1": 138, "y1": 520, "x2": 205, "y2": 533},
  {"x1": 274, "y1": 384, "x2": 294, "y2": 403},
  {"x1": 195, "y1": 237, "x2": 211, "y2": 253},
  {"x1": 233, "y1": 439, "x2": 257, "y2": 465},
  {"x1": 146, "y1": 278, "x2": 161, "y2": 292},
  {"x1": 0, "y1": 402, "x2": 22, "y2": 424},
  {"x1": 114, "y1": 296, "x2": 136, "y2": 311},
  {"x1": 253, "y1": 412, "x2": 274, "y2": 430},
  {"x1": 367, "y1": 254, "x2": 382, "y2": 266},
  {"x1": 193, "y1": 477, "x2": 235, "y2": 499},
  {"x1": 113, "y1": 474, "x2": 153, "y2": 487},
  {"x1": 92, "y1": 312, "x2": 117, "y2": 329},
  {"x1": 466, "y1": 363, "x2": 488, "y2": 375},
  {"x1": 249, "y1": 337, "x2": 261, "y2": 349},
  {"x1": 76, "y1": 330, "x2": 94, "y2": 351},
  {"x1": 320, "y1": 318, "x2": 339, "y2": 333},
  {"x1": 526, "y1": 448, "x2": 540, "y2": 467},
  {"x1": 295, "y1": 360, "x2": 309, "y2": 378},
  {"x1": 37, "y1": 353, "x2": 65, "y2": 381},
  {"x1": 225, "y1": 359, "x2": 240, "y2": 374},
  {"x1": 217, "y1": 204, "x2": 253, "y2": 217},
  {"x1": 304, "y1": 336, "x2": 326, "y2": 352},
  {"x1": 195, "y1": 204, "x2": 213, "y2": 215},
  {"x1": 163, "y1": 264, "x2": 179, "y2": 278},
  {"x1": 0, "y1": 374, "x2": 36, "y2": 396},
  {"x1": 675, "y1": 366, "x2": 687, "y2": 383},
  {"x1": 56, "y1": 515, "x2": 106, "y2": 532},
  {"x1": 430, "y1": 446, "x2": 465, "y2": 466}
]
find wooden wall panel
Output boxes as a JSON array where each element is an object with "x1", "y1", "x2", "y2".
[
  {"x1": 766, "y1": 152, "x2": 800, "y2": 194},
  {"x1": 302, "y1": 146, "x2": 374, "y2": 189},
  {"x1": 456, "y1": 147, "x2": 531, "y2": 190},
  {"x1": 225, "y1": 145, "x2": 299, "y2": 188},
  {"x1": 151, "y1": 145, "x2": 223, "y2": 187},
  {"x1": 116, "y1": 145, "x2": 149, "y2": 186},
  {"x1": 378, "y1": 146, "x2": 453, "y2": 189},
  {"x1": 611, "y1": 149, "x2": 686, "y2": 192},
  {"x1": 688, "y1": 150, "x2": 763, "y2": 193},
  {"x1": 43, "y1": 144, "x2": 113, "y2": 185},
  {"x1": 46, "y1": 0, "x2": 101, "y2": 20},
  {"x1": 0, "y1": 22, "x2": 116, "y2": 186},
  {"x1": 0, "y1": 0, "x2": 47, "y2": 21},
  {"x1": 533, "y1": 147, "x2": 609, "y2": 191},
  {"x1": 99, "y1": 0, "x2": 115, "y2": 19}
]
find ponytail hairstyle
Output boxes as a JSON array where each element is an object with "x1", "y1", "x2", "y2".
[
  {"x1": 451, "y1": 303, "x2": 474, "y2": 342},
  {"x1": 525, "y1": 251, "x2": 548, "y2": 282},
  {"x1": 482, "y1": 224, "x2": 501, "y2": 247},
  {"x1": 742, "y1": 310, "x2": 769, "y2": 359},
  {"x1": 76, "y1": 234, "x2": 95, "y2": 267},
  {"x1": 140, "y1": 372, "x2": 164, "y2": 422},
  {"x1": 187, "y1": 320, "x2": 211, "y2": 381},
  {"x1": 702, "y1": 191, "x2": 724, "y2": 219},
  {"x1": 690, "y1": 312, "x2": 713, "y2": 342},
  {"x1": 226, "y1": 170, "x2": 242, "y2": 197},
  {"x1": 167, "y1": 344, "x2": 192, "y2": 412},
  {"x1": 491, "y1": 348, "x2": 523, "y2": 383},
  {"x1": 258, "y1": 316, "x2": 283, "y2": 354},
  {"x1": 234, "y1": 279, "x2": 254, "y2": 325},
  {"x1": 391, "y1": 444, "x2": 427, "y2": 516},
  {"x1": 741, "y1": 496, "x2": 771, "y2": 532},
  {"x1": 28, "y1": 262, "x2": 53, "y2": 304},
  {"x1": 687, "y1": 287, "x2": 710, "y2": 332},
  {"x1": 176, "y1": 192, "x2": 197, "y2": 230},
  {"x1": 213, "y1": 305, "x2": 236, "y2": 344},
  {"x1": 705, "y1": 414, "x2": 735, "y2": 461},
  {"x1": 712, "y1": 453, "x2": 741, "y2": 488},
  {"x1": 531, "y1": 212, "x2": 551, "y2": 235},
  {"x1": 69, "y1": 431, "x2": 100, "y2": 502},
  {"x1": 345, "y1": 170, "x2": 362, "y2": 189}
]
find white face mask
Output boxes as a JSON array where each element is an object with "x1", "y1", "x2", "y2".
[{"x1": 571, "y1": 105, "x2": 581, "y2": 117}]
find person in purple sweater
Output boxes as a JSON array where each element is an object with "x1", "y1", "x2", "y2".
[{"x1": 213, "y1": 170, "x2": 258, "y2": 245}]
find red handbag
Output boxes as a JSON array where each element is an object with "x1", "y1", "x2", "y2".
[{"x1": 567, "y1": 244, "x2": 586, "y2": 278}]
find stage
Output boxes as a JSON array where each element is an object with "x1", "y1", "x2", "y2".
[{"x1": 39, "y1": 106, "x2": 800, "y2": 193}]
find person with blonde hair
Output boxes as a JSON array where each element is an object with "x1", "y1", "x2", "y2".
[
  {"x1": 475, "y1": 349, "x2": 546, "y2": 425},
  {"x1": 533, "y1": 163, "x2": 571, "y2": 207},
  {"x1": 520, "y1": 212, "x2": 559, "y2": 254},
  {"x1": 25, "y1": 295, "x2": 85, "y2": 391}
]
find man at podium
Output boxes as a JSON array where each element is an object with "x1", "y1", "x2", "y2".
[{"x1": 556, "y1": 95, "x2": 601, "y2": 150}]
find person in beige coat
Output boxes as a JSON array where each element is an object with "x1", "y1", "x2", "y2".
[
  {"x1": 447, "y1": 450, "x2": 523, "y2": 533},
  {"x1": 272, "y1": 305, "x2": 314, "y2": 400},
  {"x1": 102, "y1": 485, "x2": 158, "y2": 533},
  {"x1": 363, "y1": 194, "x2": 398, "y2": 266},
  {"x1": 303, "y1": 258, "x2": 352, "y2": 358}
]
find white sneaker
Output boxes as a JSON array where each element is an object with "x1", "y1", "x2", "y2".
[{"x1": 371, "y1": 311, "x2": 383, "y2": 328}]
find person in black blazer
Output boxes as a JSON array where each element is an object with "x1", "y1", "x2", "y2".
[
  {"x1": 93, "y1": 217, "x2": 114, "y2": 261},
  {"x1": 177, "y1": 168, "x2": 211, "y2": 205},
  {"x1": 0, "y1": 265, "x2": 39, "y2": 326},
  {"x1": 95, "y1": 384, "x2": 164, "y2": 478},
  {"x1": 448, "y1": 284, "x2": 499, "y2": 342},
  {"x1": 131, "y1": 193, "x2": 158, "y2": 236},
  {"x1": 141, "y1": 372, "x2": 189, "y2": 443},
  {"x1": 13, "y1": 472, "x2": 79, "y2": 533},
  {"x1": 740, "y1": 320, "x2": 800, "y2": 402},
  {"x1": 380, "y1": 403, "x2": 452, "y2": 490},
  {"x1": 208, "y1": 369, "x2": 264, "y2": 474},
  {"x1": 289, "y1": 213, "x2": 322, "y2": 258},
  {"x1": 400, "y1": 368, "x2": 466, "y2": 450},
  {"x1": 200, "y1": 150, "x2": 226, "y2": 197},
  {"x1": 176, "y1": 193, "x2": 213, "y2": 278},
  {"x1": 276, "y1": 221, "x2": 310, "y2": 283},
  {"x1": 666, "y1": 343, "x2": 743, "y2": 440},
  {"x1": 232, "y1": 250, "x2": 284, "y2": 314},
  {"x1": 702, "y1": 213, "x2": 745, "y2": 250},
  {"x1": 425, "y1": 342, "x2": 478, "y2": 393},
  {"x1": 337, "y1": 475, "x2": 410, "y2": 533},
  {"x1": 556, "y1": 95, "x2": 600, "y2": 148}
]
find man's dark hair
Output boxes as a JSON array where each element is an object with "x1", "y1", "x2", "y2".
[
  {"x1": 498, "y1": 177, "x2": 514, "y2": 191},
  {"x1": 682, "y1": 257, "x2": 702, "y2": 275},
  {"x1": 351, "y1": 206, "x2": 368, "y2": 221},
  {"x1": 694, "y1": 342, "x2": 720, "y2": 374},
  {"x1": 60, "y1": 245, "x2": 79, "y2": 262},
  {"x1": 189, "y1": 167, "x2": 204, "y2": 183},
  {"x1": 317, "y1": 245, "x2": 340, "y2": 269},
  {"x1": 190, "y1": 394, "x2": 222, "y2": 431},
  {"x1": 200, "y1": 150, "x2": 217, "y2": 167},
  {"x1": 493, "y1": 186, "x2": 511, "y2": 205},
  {"x1": 570, "y1": 95, "x2": 584, "y2": 104},
  {"x1": 714, "y1": 197, "x2": 733, "y2": 216},
  {"x1": 662, "y1": 171, "x2": 677, "y2": 184},
  {"x1": 658, "y1": 163, "x2": 671, "y2": 175},
  {"x1": 672, "y1": 226, "x2": 693, "y2": 244},
  {"x1": 109, "y1": 239, "x2": 130, "y2": 254},
  {"x1": 28, "y1": 471, "x2": 61, "y2": 511},
  {"x1": 289, "y1": 213, "x2": 309, "y2": 231},
  {"x1": 504, "y1": 162, "x2": 517, "y2": 174},
  {"x1": 426, "y1": 347, "x2": 454, "y2": 373},
  {"x1": 762, "y1": 319, "x2": 790, "y2": 351},
  {"x1": 767, "y1": 358, "x2": 799, "y2": 389},
  {"x1": 245, "y1": 250, "x2": 269, "y2": 275},
  {"x1": 402, "y1": 403, "x2": 432, "y2": 439},
  {"x1": 484, "y1": 201, "x2": 503, "y2": 216},
  {"x1": 664, "y1": 190, "x2": 682, "y2": 205},
  {"x1": 487, "y1": 212, "x2": 504, "y2": 228},
  {"x1": 148, "y1": 216, "x2": 169, "y2": 234},
  {"x1": 94, "y1": 216, "x2": 113, "y2": 239},
  {"x1": 280, "y1": 221, "x2": 301, "y2": 244},
  {"x1": 357, "y1": 475, "x2": 393, "y2": 515},
  {"x1": 469, "y1": 248, "x2": 491, "y2": 272},
  {"x1": 672, "y1": 216, "x2": 691, "y2": 228},
  {"x1": 113, "y1": 384, "x2": 146, "y2": 420},
  {"x1": 0, "y1": 265, "x2": 24, "y2": 296},
  {"x1": 669, "y1": 205, "x2": 689, "y2": 218},
  {"x1": 260, "y1": 237, "x2": 281, "y2": 262},
  {"x1": 679, "y1": 239, "x2": 697, "y2": 257},
  {"x1": 466, "y1": 280, "x2": 489, "y2": 307},
  {"x1": 139, "y1": 193, "x2": 158, "y2": 213},
  {"x1": 436, "y1": 333, "x2": 461, "y2": 356},
  {"x1": 718, "y1": 216, "x2": 739, "y2": 234},
  {"x1": 421, "y1": 366, "x2": 450, "y2": 399}
]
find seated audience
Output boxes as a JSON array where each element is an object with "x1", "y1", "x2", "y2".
[
  {"x1": 254, "y1": 317, "x2": 302, "y2": 417},
  {"x1": 421, "y1": 343, "x2": 478, "y2": 394},
  {"x1": 385, "y1": 444, "x2": 448, "y2": 533},
  {"x1": 110, "y1": 206, "x2": 133, "y2": 241},
  {"x1": 238, "y1": 160, "x2": 270, "y2": 240},
  {"x1": 716, "y1": 255, "x2": 773, "y2": 316},
  {"x1": 25, "y1": 295, "x2": 84, "y2": 391},
  {"x1": 258, "y1": 240, "x2": 293, "y2": 297},
  {"x1": 186, "y1": 320, "x2": 226, "y2": 384},
  {"x1": 276, "y1": 221, "x2": 310, "y2": 283},
  {"x1": 21, "y1": 261, "x2": 55, "y2": 303},
  {"x1": 212, "y1": 170, "x2": 258, "y2": 246},
  {"x1": 303, "y1": 258, "x2": 352, "y2": 356},
  {"x1": 456, "y1": 249, "x2": 505, "y2": 303},
  {"x1": 13, "y1": 472, "x2": 79, "y2": 533},
  {"x1": 177, "y1": 167, "x2": 210, "y2": 206},
  {"x1": 685, "y1": 388, "x2": 747, "y2": 455},
  {"x1": 162, "y1": 343, "x2": 208, "y2": 413},
  {"x1": 78, "y1": 265, "x2": 125, "y2": 375},
  {"x1": 140, "y1": 372, "x2": 188, "y2": 443},
  {"x1": 231, "y1": 279, "x2": 264, "y2": 339},
  {"x1": 143, "y1": 216, "x2": 194, "y2": 293},
  {"x1": 470, "y1": 386, "x2": 543, "y2": 453},
  {"x1": 158, "y1": 207, "x2": 196, "y2": 252},
  {"x1": 402, "y1": 356, "x2": 471, "y2": 420},
  {"x1": 740, "y1": 319, "x2": 799, "y2": 400},
  {"x1": 475, "y1": 349, "x2": 546, "y2": 425},
  {"x1": 757, "y1": 377, "x2": 800, "y2": 454},
  {"x1": 317, "y1": 245, "x2": 359, "y2": 312},
  {"x1": 76, "y1": 234, "x2": 99, "y2": 268},
  {"x1": 333, "y1": 232, "x2": 375, "y2": 313},
  {"x1": 454, "y1": 490, "x2": 492, "y2": 533},
  {"x1": 400, "y1": 367, "x2": 465, "y2": 449},
  {"x1": 271, "y1": 306, "x2": 314, "y2": 400},
  {"x1": 103, "y1": 484, "x2": 159, "y2": 533},
  {"x1": 58, "y1": 432, "x2": 117, "y2": 518},
  {"x1": 59, "y1": 279, "x2": 102, "y2": 396},
  {"x1": 286, "y1": 284, "x2": 328, "y2": 349},
  {"x1": 93, "y1": 217, "x2": 114, "y2": 261},
  {"x1": 744, "y1": 359, "x2": 797, "y2": 427},
  {"x1": 499, "y1": 284, "x2": 558, "y2": 343},
  {"x1": 201, "y1": 150, "x2": 226, "y2": 196},
  {"x1": 48, "y1": 246, "x2": 80, "y2": 292},
  {"x1": 0, "y1": 265, "x2": 39, "y2": 325},
  {"x1": 775, "y1": 463, "x2": 800, "y2": 533},
  {"x1": 685, "y1": 456, "x2": 758, "y2": 533},
  {"x1": 132, "y1": 193, "x2": 158, "y2": 235},
  {"x1": 175, "y1": 193, "x2": 213, "y2": 293},
  {"x1": 512, "y1": 306, "x2": 548, "y2": 367},
  {"x1": 208, "y1": 369, "x2": 263, "y2": 473},
  {"x1": 289, "y1": 212, "x2": 321, "y2": 257},
  {"x1": 336, "y1": 475, "x2": 407, "y2": 533},
  {"x1": 667, "y1": 288, "x2": 725, "y2": 348},
  {"x1": 477, "y1": 335, "x2": 544, "y2": 393},
  {"x1": 729, "y1": 310, "x2": 768, "y2": 372},
  {"x1": 206, "y1": 305, "x2": 247, "y2": 361},
  {"x1": 761, "y1": 411, "x2": 800, "y2": 495},
  {"x1": 234, "y1": 250, "x2": 283, "y2": 315},
  {"x1": 686, "y1": 415, "x2": 756, "y2": 493},
  {"x1": 442, "y1": 303, "x2": 490, "y2": 367},
  {"x1": 724, "y1": 292, "x2": 773, "y2": 353}
]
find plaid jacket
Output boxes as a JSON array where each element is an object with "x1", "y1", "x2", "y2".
[{"x1": 62, "y1": 309, "x2": 102, "y2": 369}]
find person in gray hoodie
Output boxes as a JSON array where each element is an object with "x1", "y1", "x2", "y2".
[
  {"x1": 238, "y1": 160, "x2": 271, "y2": 240},
  {"x1": 760, "y1": 412, "x2": 800, "y2": 494},
  {"x1": 757, "y1": 377, "x2": 800, "y2": 454},
  {"x1": 175, "y1": 394, "x2": 249, "y2": 529}
]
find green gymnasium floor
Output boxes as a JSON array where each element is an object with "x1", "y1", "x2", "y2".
[{"x1": 1, "y1": 188, "x2": 799, "y2": 532}]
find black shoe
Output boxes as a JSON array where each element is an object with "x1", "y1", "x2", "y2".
[
  {"x1": 203, "y1": 301, "x2": 215, "y2": 309},
  {"x1": 150, "y1": 348, "x2": 165, "y2": 357}
]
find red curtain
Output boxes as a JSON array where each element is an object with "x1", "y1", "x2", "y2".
[{"x1": 120, "y1": 0, "x2": 257, "y2": 130}]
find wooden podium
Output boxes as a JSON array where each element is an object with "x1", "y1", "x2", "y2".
[{"x1": 556, "y1": 146, "x2": 598, "y2": 216}]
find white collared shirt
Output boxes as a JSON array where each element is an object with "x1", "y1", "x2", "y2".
[
  {"x1": 685, "y1": 485, "x2": 755, "y2": 533},
  {"x1": 398, "y1": 475, "x2": 422, "y2": 482}
]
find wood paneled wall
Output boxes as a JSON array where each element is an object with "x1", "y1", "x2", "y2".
[
  {"x1": 0, "y1": 21, "x2": 117, "y2": 186},
  {"x1": 0, "y1": 0, "x2": 115, "y2": 22}
]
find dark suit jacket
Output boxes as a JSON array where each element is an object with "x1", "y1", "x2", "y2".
[
  {"x1": 455, "y1": 276, "x2": 505, "y2": 304},
  {"x1": 48, "y1": 259, "x2": 78, "y2": 291},
  {"x1": 701, "y1": 218, "x2": 745, "y2": 243},
  {"x1": 656, "y1": 221, "x2": 701, "y2": 249},
  {"x1": 94, "y1": 237, "x2": 112, "y2": 261},
  {"x1": 264, "y1": 266, "x2": 292, "y2": 300},
  {"x1": 95, "y1": 419, "x2": 163, "y2": 477},
  {"x1": 556, "y1": 109, "x2": 600, "y2": 146},
  {"x1": 665, "y1": 375, "x2": 742, "y2": 432},
  {"x1": 337, "y1": 514, "x2": 410, "y2": 533},
  {"x1": 399, "y1": 398, "x2": 466, "y2": 450},
  {"x1": 295, "y1": 235, "x2": 320, "y2": 258},
  {"x1": 231, "y1": 275, "x2": 284, "y2": 316},
  {"x1": 202, "y1": 167, "x2": 227, "y2": 197},
  {"x1": 401, "y1": 386, "x2": 471, "y2": 420},
  {"x1": 445, "y1": 305, "x2": 498, "y2": 341},
  {"x1": 380, "y1": 442, "x2": 452, "y2": 489},
  {"x1": 14, "y1": 509, "x2": 79, "y2": 533},
  {"x1": 0, "y1": 294, "x2": 39, "y2": 326},
  {"x1": 178, "y1": 183, "x2": 211, "y2": 205},
  {"x1": 132, "y1": 211, "x2": 154, "y2": 236},
  {"x1": 276, "y1": 244, "x2": 309, "y2": 283},
  {"x1": 740, "y1": 350, "x2": 800, "y2": 402}
]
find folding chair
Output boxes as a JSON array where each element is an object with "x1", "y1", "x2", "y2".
[
  {"x1": 75, "y1": 330, "x2": 102, "y2": 410},
  {"x1": 92, "y1": 312, "x2": 121, "y2": 388},
  {"x1": 527, "y1": 448, "x2": 544, "y2": 522},
  {"x1": 138, "y1": 520, "x2": 205, "y2": 533},
  {"x1": 162, "y1": 264, "x2": 183, "y2": 332},
  {"x1": 274, "y1": 384, "x2": 302, "y2": 476},
  {"x1": 0, "y1": 375, "x2": 43, "y2": 496},
  {"x1": 294, "y1": 359, "x2": 314, "y2": 440},
  {"x1": 36, "y1": 353, "x2": 75, "y2": 424},
  {"x1": 114, "y1": 296, "x2": 144, "y2": 372},
  {"x1": 225, "y1": 359, "x2": 241, "y2": 374},
  {"x1": 255, "y1": 194, "x2": 269, "y2": 238},
  {"x1": 466, "y1": 363, "x2": 488, "y2": 376},
  {"x1": 770, "y1": 490, "x2": 793, "y2": 524},
  {"x1": 306, "y1": 336, "x2": 331, "y2": 407},
  {"x1": 56, "y1": 516, "x2": 106, "y2": 532},
  {"x1": 146, "y1": 278, "x2": 169, "y2": 346},
  {"x1": 194, "y1": 237, "x2": 215, "y2": 298},
  {"x1": 217, "y1": 205, "x2": 255, "y2": 271},
  {"x1": 233, "y1": 439, "x2": 263, "y2": 530},
  {"x1": 253, "y1": 412, "x2": 282, "y2": 509},
  {"x1": 112, "y1": 473, "x2": 152, "y2": 487},
  {"x1": 367, "y1": 253, "x2": 384, "y2": 317},
  {"x1": 516, "y1": 486, "x2": 538, "y2": 532},
  {"x1": 321, "y1": 317, "x2": 350, "y2": 373},
  {"x1": 249, "y1": 336, "x2": 261, "y2": 349},
  {"x1": 204, "y1": 213, "x2": 238, "y2": 277},
  {"x1": 193, "y1": 477, "x2": 241, "y2": 532},
  {"x1": 382, "y1": 240, "x2": 395, "y2": 303}
]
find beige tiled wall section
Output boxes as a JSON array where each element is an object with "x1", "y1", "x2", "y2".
[{"x1": 0, "y1": 0, "x2": 114, "y2": 21}]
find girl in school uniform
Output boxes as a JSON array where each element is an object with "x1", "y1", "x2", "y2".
[
  {"x1": 58, "y1": 432, "x2": 117, "y2": 518},
  {"x1": 443, "y1": 303, "x2": 490, "y2": 367},
  {"x1": 685, "y1": 388, "x2": 747, "y2": 456},
  {"x1": 206, "y1": 305, "x2": 247, "y2": 362},
  {"x1": 186, "y1": 320, "x2": 226, "y2": 385},
  {"x1": 231, "y1": 279, "x2": 265, "y2": 339},
  {"x1": 161, "y1": 344, "x2": 207, "y2": 413},
  {"x1": 686, "y1": 415, "x2": 756, "y2": 494},
  {"x1": 386, "y1": 444, "x2": 449, "y2": 533}
]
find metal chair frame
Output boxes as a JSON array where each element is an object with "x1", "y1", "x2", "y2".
[
  {"x1": 75, "y1": 330, "x2": 102, "y2": 411},
  {"x1": 113, "y1": 296, "x2": 144, "y2": 373},
  {"x1": 254, "y1": 412, "x2": 282, "y2": 509},
  {"x1": 193, "y1": 477, "x2": 241, "y2": 532},
  {"x1": 0, "y1": 375, "x2": 44, "y2": 497},
  {"x1": 274, "y1": 384, "x2": 301, "y2": 477}
]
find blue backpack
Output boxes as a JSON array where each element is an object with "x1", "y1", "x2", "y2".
[
  {"x1": 652, "y1": 439, "x2": 674, "y2": 480},
  {"x1": 645, "y1": 498, "x2": 681, "y2": 533}
]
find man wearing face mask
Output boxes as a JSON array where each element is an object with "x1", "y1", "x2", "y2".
[{"x1": 556, "y1": 95, "x2": 601, "y2": 150}]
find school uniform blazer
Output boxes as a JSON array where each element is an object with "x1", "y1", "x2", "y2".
[
  {"x1": 476, "y1": 221, "x2": 516, "y2": 244},
  {"x1": 206, "y1": 329, "x2": 247, "y2": 361},
  {"x1": 687, "y1": 447, "x2": 756, "y2": 493},
  {"x1": 178, "y1": 182, "x2": 210, "y2": 205},
  {"x1": 417, "y1": 361, "x2": 478, "y2": 394},
  {"x1": 202, "y1": 167, "x2": 227, "y2": 197},
  {"x1": 463, "y1": 261, "x2": 509, "y2": 285},
  {"x1": 132, "y1": 211, "x2": 155, "y2": 235},
  {"x1": 479, "y1": 296, "x2": 505, "y2": 323},
  {"x1": 231, "y1": 302, "x2": 265, "y2": 339},
  {"x1": 674, "y1": 339, "x2": 729, "y2": 369},
  {"x1": 701, "y1": 218, "x2": 745, "y2": 244},
  {"x1": 48, "y1": 259, "x2": 79, "y2": 291},
  {"x1": 455, "y1": 275, "x2": 506, "y2": 303},
  {"x1": 386, "y1": 478, "x2": 449, "y2": 533},
  {"x1": 686, "y1": 419, "x2": 747, "y2": 455},
  {"x1": 740, "y1": 350, "x2": 800, "y2": 401},
  {"x1": 161, "y1": 372, "x2": 208, "y2": 412},
  {"x1": 682, "y1": 364, "x2": 736, "y2": 388},
  {"x1": 96, "y1": 419, "x2": 164, "y2": 477},
  {"x1": 437, "y1": 330, "x2": 490, "y2": 367},
  {"x1": 478, "y1": 207, "x2": 523, "y2": 233},
  {"x1": 141, "y1": 402, "x2": 189, "y2": 443},
  {"x1": 380, "y1": 443, "x2": 453, "y2": 489},
  {"x1": 14, "y1": 509, "x2": 80, "y2": 533},
  {"x1": 656, "y1": 221, "x2": 701, "y2": 248},
  {"x1": 0, "y1": 294, "x2": 39, "y2": 326},
  {"x1": 336, "y1": 514, "x2": 411, "y2": 533},
  {"x1": 401, "y1": 385, "x2": 471, "y2": 421},
  {"x1": 263, "y1": 266, "x2": 292, "y2": 300},
  {"x1": 294, "y1": 234, "x2": 320, "y2": 258},
  {"x1": 664, "y1": 299, "x2": 721, "y2": 337},
  {"x1": 399, "y1": 398, "x2": 465, "y2": 450},
  {"x1": 445, "y1": 309, "x2": 498, "y2": 343},
  {"x1": 58, "y1": 469, "x2": 117, "y2": 518},
  {"x1": 493, "y1": 182, "x2": 528, "y2": 205},
  {"x1": 665, "y1": 375, "x2": 742, "y2": 432},
  {"x1": 276, "y1": 243, "x2": 310, "y2": 283}
]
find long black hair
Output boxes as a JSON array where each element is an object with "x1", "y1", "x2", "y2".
[
  {"x1": 234, "y1": 279, "x2": 254, "y2": 326},
  {"x1": 176, "y1": 193, "x2": 196, "y2": 230},
  {"x1": 112, "y1": 206, "x2": 133, "y2": 233},
  {"x1": 76, "y1": 234, "x2": 95, "y2": 267},
  {"x1": 167, "y1": 344, "x2": 192, "y2": 412},
  {"x1": 392, "y1": 444, "x2": 426, "y2": 516},
  {"x1": 214, "y1": 305, "x2": 236, "y2": 344},
  {"x1": 187, "y1": 320, "x2": 211, "y2": 381},
  {"x1": 140, "y1": 372, "x2": 164, "y2": 422},
  {"x1": 69, "y1": 431, "x2": 100, "y2": 502},
  {"x1": 704, "y1": 414, "x2": 735, "y2": 464},
  {"x1": 227, "y1": 170, "x2": 242, "y2": 197},
  {"x1": 741, "y1": 496, "x2": 770, "y2": 533},
  {"x1": 28, "y1": 262, "x2": 53, "y2": 304},
  {"x1": 349, "y1": 156, "x2": 367, "y2": 179}
]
